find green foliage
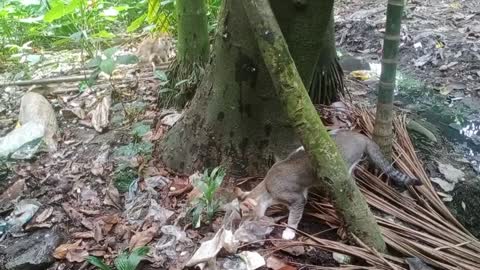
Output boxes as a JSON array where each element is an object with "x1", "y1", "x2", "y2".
[
  {"x1": 115, "y1": 141, "x2": 153, "y2": 159},
  {"x1": 113, "y1": 166, "x2": 138, "y2": 193},
  {"x1": 131, "y1": 122, "x2": 151, "y2": 143},
  {"x1": 85, "y1": 46, "x2": 138, "y2": 84},
  {"x1": 0, "y1": 0, "x2": 146, "y2": 58},
  {"x1": 87, "y1": 246, "x2": 150, "y2": 270},
  {"x1": 189, "y1": 166, "x2": 225, "y2": 228}
]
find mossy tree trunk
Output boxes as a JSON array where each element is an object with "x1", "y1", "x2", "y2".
[
  {"x1": 373, "y1": 0, "x2": 404, "y2": 159},
  {"x1": 164, "y1": 0, "x2": 209, "y2": 107},
  {"x1": 159, "y1": 0, "x2": 336, "y2": 176},
  {"x1": 242, "y1": 0, "x2": 386, "y2": 252}
]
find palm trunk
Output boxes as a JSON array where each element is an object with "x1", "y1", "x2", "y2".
[
  {"x1": 373, "y1": 0, "x2": 404, "y2": 159},
  {"x1": 162, "y1": 0, "x2": 209, "y2": 108},
  {"x1": 309, "y1": 11, "x2": 345, "y2": 105},
  {"x1": 242, "y1": 0, "x2": 386, "y2": 252}
]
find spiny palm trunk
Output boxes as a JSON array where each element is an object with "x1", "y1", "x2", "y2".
[{"x1": 373, "y1": 0, "x2": 404, "y2": 159}]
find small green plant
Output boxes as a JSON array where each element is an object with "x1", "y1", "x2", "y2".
[
  {"x1": 87, "y1": 246, "x2": 149, "y2": 270},
  {"x1": 113, "y1": 165, "x2": 138, "y2": 193},
  {"x1": 190, "y1": 166, "x2": 225, "y2": 228},
  {"x1": 131, "y1": 122, "x2": 151, "y2": 143},
  {"x1": 86, "y1": 46, "x2": 139, "y2": 85}
]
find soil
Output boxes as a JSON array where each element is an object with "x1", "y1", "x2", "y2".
[{"x1": 0, "y1": 0, "x2": 479, "y2": 269}]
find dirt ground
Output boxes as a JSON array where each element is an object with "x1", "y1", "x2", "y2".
[{"x1": 0, "y1": 0, "x2": 479, "y2": 269}]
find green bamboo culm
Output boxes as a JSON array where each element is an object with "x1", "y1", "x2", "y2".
[
  {"x1": 309, "y1": 10, "x2": 345, "y2": 105},
  {"x1": 242, "y1": 0, "x2": 386, "y2": 252},
  {"x1": 161, "y1": 0, "x2": 209, "y2": 108},
  {"x1": 373, "y1": 0, "x2": 404, "y2": 159}
]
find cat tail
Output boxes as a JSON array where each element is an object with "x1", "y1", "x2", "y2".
[{"x1": 365, "y1": 141, "x2": 422, "y2": 187}]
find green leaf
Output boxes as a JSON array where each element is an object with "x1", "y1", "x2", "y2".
[
  {"x1": 127, "y1": 13, "x2": 146, "y2": 33},
  {"x1": 87, "y1": 68, "x2": 101, "y2": 86},
  {"x1": 114, "y1": 247, "x2": 150, "y2": 270},
  {"x1": 100, "y1": 58, "x2": 116, "y2": 75},
  {"x1": 116, "y1": 54, "x2": 139, "y2": 65},
  {"x1": 191, "y1": 203, "x2": 204, "y2": 228},
  {"x1": 158, "y1": 88, "x2": 175, "y2": 94},
  {"x1": 44, "y1": 0, "x2": 82, "y2": 22},
  {"x1": 147, "y1": 0, "x2": 160, "y2": 23},
  {"x1": 86, "y1": 56, "x2": 102, "y2": 68},
  {"x1": 174, "y1": 79, "x2": 188, "y2": 88},
  {"x1": 87, "y1": 256, "x2": 111, "y2": 270},
  {"x1": 131, "y1": 123, "x2": 150, "y2": 137},
  {"x1": 103, "y1": 47, "x2": 118, "y2": 58},
  {"x1": 154, "y1": 70, "x2": 168, "y2": 81}
]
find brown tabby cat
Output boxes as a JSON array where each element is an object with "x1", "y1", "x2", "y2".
[{"x1": 234, "y1": 129, "x2": 421, "y2": 240}]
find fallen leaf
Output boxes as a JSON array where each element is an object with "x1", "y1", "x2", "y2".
[
  {"x1": 101, "y1": 214, "x2": 121, "y2": 233},
  {"x1": 128, "y1": 223, "x2": 160, "y2": 250},
  {"x1": 78, "y1": 209, "x2": 100, "y2": 216},
  {"x1": 266, "y1": 256, "x2": 297, "y2": 270},
  {"x1": 94, "y1": 222, "x2": 104, "y2": 242},
  {"x1": 104, "y1": 182, "x2": 121, "y2": 209},
  {"x1": 62, "y1": 203, "x2": 84, "y2": 223},
  {"x1": 0, "y1": 179, "x2": 26, "y2": 203},
  {"x1": 66, "y1": 249, "x2": 89, "y2": 263},
  {"x1": 25, "y1": 222, "x2": 53, "y2": 230},
  {"x1": 35, "y1": 207, "x2": 54, "y2": 223},
  {"x1": 72, "y1": 231, "x2": 95, "y2": 239},
  {"x1": 88, "y1": 94, "x2": 111, "y2": 132},
  {"x1": 54, "y1": 240, "x2": 88, "y2": 262}
]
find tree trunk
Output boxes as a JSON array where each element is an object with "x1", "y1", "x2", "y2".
[
  {"x1": 175, "y1": 0, "x2": 209, "y2": 64},
  {"x1": 162, "y1": 0, "x2": 209, "y2": 107},
  {"x1": 159, "y1": 0, "x2": 335, "y2": 177},
  {"x1": 373, "y1": 0, "x2": 404, "y2": 159},
  {"x1": 242, "y1": 0, "x2": 386, "y2": 252}
]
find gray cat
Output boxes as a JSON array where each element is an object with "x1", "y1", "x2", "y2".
[{"x1": 234, "y1": 129, "x2": 421, "y2": 240}]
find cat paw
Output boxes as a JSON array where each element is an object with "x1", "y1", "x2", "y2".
[{"x1": 282, "y1": 228, "x2": 296, "y2": 240}]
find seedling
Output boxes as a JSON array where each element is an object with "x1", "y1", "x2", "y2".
[
  {"x1": 87, "y1": 246, "x2": 149, "y2": 270},
  {"x1": 189, "y1": 166, "x2": 225, "y2": 228}
]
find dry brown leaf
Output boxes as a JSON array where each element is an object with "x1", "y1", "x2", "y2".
[
  {"x1": 35, "y1": 207, "x2": 54, "y2": 223},
  {"x1": 266, "y1": 256, "x2": 297, "y2": 270},
  {"x1": 93, "y1": 222, "x2": 104, "y2": 243},
  {"x1": 72, "y1": 231, "x2": 95, "y2": 239},
  {"x1": 62, "y1": 203, "x2": 84, "y2": 223},
  {"x1": 89, "y1": 250, "x2": 106, "y2": 257},
  {"x1": 128, "y1": 223, "x2": 160, "y2": 250},
  {"x1": 89, "y1": 95, "x2": 111, "y2": 132},
  {"x1": 53, "y1": 240, "x2": 88, "y2": 262},
  {"x1": 78, "y1": 208, "x2": 100, "y2": 216},
  {"x1": 0, "y1": 179, "x2": 26, "y2": 203},
  {"x1": 102, "y1": 214, "x2": 121, "y2": 233},
  {"x1": 81, "y1": 218, "x2": 94, "y2": 230},
  {"x1": 103, "y1": 182, "x2": 121, "y2": 209},
  {"x1": 66, "y1": 249, "x2": 89, "y2": 263},
  {"x1": 25, "y1": 223, "x2": 53, "y2": 230}
]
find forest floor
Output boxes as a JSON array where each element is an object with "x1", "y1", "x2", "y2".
[{"x1": 0, "y1": 0, "x2": 479, "y2": 270}]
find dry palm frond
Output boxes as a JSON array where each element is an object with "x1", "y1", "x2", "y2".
[{"x1": 297, "y1": 103, "x2": 480, "y2": 269}]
